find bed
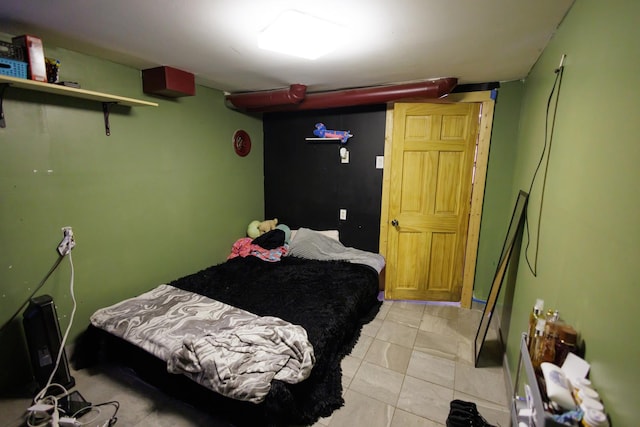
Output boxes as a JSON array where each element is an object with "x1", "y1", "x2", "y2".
[{"x1": 76, "y1": 228, "x2": 384, "y2": 426}]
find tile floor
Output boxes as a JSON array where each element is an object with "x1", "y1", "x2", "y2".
[{"x1": 0, "y1": 300, "x2": 511, "y2": 427}]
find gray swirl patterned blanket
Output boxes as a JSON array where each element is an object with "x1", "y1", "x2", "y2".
[{"x1": 90, "y1": 284, "x2": 315, "y2": 403}]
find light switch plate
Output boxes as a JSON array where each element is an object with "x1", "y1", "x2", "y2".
[
  {"x1": 376, "y1": 155, "x2": 384, "y2": 169},
  {"x1": 339, "y1": 209, "x2": 347, "y2": 220}
]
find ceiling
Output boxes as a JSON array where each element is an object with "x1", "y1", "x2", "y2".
[{"x1": 0, "y1": 0, "x2": 574, "y2": 94}]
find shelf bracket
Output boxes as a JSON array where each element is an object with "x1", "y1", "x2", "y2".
[
  {"x1": 0, "y1": 83, "x2": 8, "y2": 129},
  {"x1": 102, "y1": 101, "x2": 116, "y2": 136}
]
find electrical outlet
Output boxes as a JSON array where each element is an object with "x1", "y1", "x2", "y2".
[
  {"x1": 339, "y1": 209, "x2": 347, "y2": 220},
  {"x1": 57, "y1": 226, "x2": 75, "y2": 256},
  {"x1": 340, "y1": 147, "x2": 349, "y2": 164}
]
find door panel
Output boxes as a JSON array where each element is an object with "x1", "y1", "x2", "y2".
[
  {"x1": 395, "y1": 231, "x2": 429, "y2": 290},
  {"x1": 385, "y1": 102, "x2": 480, "y2": 301}
]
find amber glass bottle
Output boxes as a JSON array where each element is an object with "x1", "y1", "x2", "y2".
[
  {"x1": 555, "y1": 324, "x2": 578, "y2": 366},
  {"x1": 530, "y1": 318, "x2": 547, "y2": 370},
  {"x1": 540, "y1": 309, "x2": 559, "y2": 364}
]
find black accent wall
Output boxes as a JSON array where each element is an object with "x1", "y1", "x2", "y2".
[{"x1": 264, "y1": 105, "x2": 386, "y2": 252}]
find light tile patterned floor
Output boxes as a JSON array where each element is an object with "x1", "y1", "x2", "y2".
[
  {"x1": 0, "y1": 300, "x2": 511, "y2": 427},
  {"x1": 312, "y1": 300, "x2": 511, "y2": 427}
]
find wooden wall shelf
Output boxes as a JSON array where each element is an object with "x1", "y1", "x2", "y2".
[{"x1": 0, "y1": 75, "x2": 158, "y2": 135}]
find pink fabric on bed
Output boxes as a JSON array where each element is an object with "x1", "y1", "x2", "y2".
[{"x1": 227, "y1": 237, "x2": 289, "y2": 262}]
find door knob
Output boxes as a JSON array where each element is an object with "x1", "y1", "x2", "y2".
[{"x1": 391, "y1": 219, "x2": 399, "y2": 227}]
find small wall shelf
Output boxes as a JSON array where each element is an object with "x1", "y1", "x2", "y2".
[
  {"x1": 0, "y1": 75, "x2": 158, "y2": 135},
  {"x1": 305, "y1": 137, "x2": 343, "y2": 141}
]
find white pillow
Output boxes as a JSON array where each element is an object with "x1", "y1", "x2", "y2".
[{"x1": 290, "y1": 228, "x2": 339, "y2": 243}]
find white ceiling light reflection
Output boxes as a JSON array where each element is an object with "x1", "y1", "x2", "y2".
[{"x1": 258, "y1": 10, "x2": 347, "y2": 60}]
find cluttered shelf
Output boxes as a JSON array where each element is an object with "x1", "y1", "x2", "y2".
[
  {"x1": 1, "y1": 34, "x2": 159, "y2": 135},
  {"x1": 512, "y1": 306, "x2": 610, "y2": 427}
]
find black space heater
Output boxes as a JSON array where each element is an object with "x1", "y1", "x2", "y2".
[{"x1": 23, "y1": 295, "x2": 75, "y2": 391}]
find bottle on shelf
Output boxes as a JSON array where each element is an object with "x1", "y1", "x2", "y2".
[
  {"x1": 530, "y1": 318, "x2": 547, "y2": 370},
  {"x1": 527, "y1": 299, "x2": 545, "y2": 350},
  {"x1": 540, "y1": 309, "x2": 559, "y2": 364},
  {"x1": 555, "y1": 323, "x2": 578, "y2": 366}
]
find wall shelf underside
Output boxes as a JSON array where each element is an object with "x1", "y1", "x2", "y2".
[{"x1": 0, "y1": 75, "x2": 158, "y2": 135}]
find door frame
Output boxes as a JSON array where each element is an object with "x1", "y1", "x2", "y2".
[{"x1": 379, "y1": 90, "x2": 496, "y2": 308}]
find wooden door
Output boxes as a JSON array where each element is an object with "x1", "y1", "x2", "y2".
[{"x1": 384, "y1": 102, "x2": 480, "y2": 301}]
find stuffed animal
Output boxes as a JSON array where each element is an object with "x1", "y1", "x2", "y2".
[
  {"x1": 247, "y1": 220, "x2": 261, "y2": 238},
  {"x1": 247, "y1": 218, "x2": 279, "y2": 238},
  {"x1": 258, "y1": 218, "x2": 278, "y2": 234},
  {"x1": 275, "y1": 223, "x2": 291, "y2": 244}
]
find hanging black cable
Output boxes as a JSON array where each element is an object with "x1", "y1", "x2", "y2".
[{"x1": 524, "y1": 63, "x2": 565, "y2": 277}]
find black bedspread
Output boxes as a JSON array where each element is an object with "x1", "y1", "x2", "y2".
[{"x1": 78, "y1": 256, "x2": 381, "y2": 426}]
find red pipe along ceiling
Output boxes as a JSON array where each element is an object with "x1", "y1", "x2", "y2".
[{"x1": 225, "y1": 78, "x2": 458, "y2": 112}]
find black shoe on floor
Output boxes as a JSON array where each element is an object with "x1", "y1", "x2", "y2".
[
  {"x1": 446, "y1": 401, "x2": 496, "y2": 427},
  {"x1": 446, "y1": 409, "x2": 475, "y2": 427},
  {"x1": 450, "y1": 399, "x2": 478, "y2": 415}
]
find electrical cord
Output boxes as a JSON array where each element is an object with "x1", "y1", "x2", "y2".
[
  {"x1": 523, "y1": 64, "x2": 565, "y2": 277},
  {"x1": 25, "y1": 388, "x2": 72, "y2": 426},
  {"x1": 34, "y1": 252, "x2": 76, "y2": 400},
  {"x1": 27, "y1": 252, "x2": 77, "y2": 427},
  {"x1": 73, "y1": 400, "x2": 120, "y2": 426},
  {"x1": 21, "y1": 247, "x2": 119, "y2": 427}
]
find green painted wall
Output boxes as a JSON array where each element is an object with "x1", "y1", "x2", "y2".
[
  {"x1": 499, "y1": 2, "x2": 639, "y2": 426},
  {"x1": 3, "y1": 3, "x2": 639, "y2": 423},
  {"x1": 0, "y1": 38, "x2": 264, "y2": 389},
  {"x1": 473, "y1": 81, "x2": 524, "y2": 302}
]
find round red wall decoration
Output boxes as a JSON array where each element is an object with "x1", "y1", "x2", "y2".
[{"x1": 233, "y1": 130, "x2": 251, "y2": 157}]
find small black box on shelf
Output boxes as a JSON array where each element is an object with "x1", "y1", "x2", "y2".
[{"x1": 0, "y1": 40, "x2": 25, "y2": 61}]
